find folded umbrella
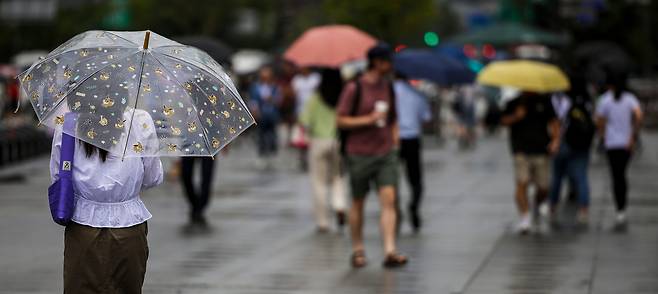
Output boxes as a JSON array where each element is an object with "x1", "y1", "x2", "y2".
[
  {"x1": 394, "y1": 49, "x2": 474, "y2": 85},
  {"x1": 18, "y1": 30, "x2": 254, "y2": 158},
  {"x1": 284, "y1": 25, "x2": 377, "y2": 68},
  {"x1": 477, "y1": 60, "x2": 569, "y2": 93}
]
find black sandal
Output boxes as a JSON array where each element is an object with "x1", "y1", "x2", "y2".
[
  {"x1": 351, "y1": 250, "x2": 367, "y2": 268},
  {"x1": 382, "y1": 252, "x2": 408, "y2": 268}
]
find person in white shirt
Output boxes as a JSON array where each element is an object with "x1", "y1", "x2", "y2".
[
  {"x1": 595, "y1": 75, "x2": 643, "y2": 228},
  {"x1": 291, "y1": 67, "x2": 321, "y2": 170},
  {"x1": 292, "y1": 67, "x2": 321, "y2": 116},
  {"x1": 50, "y1": 108, "x2": 163, "y2": 293}
]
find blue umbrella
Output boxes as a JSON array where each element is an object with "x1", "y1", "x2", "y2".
[{"x1": 394, "y1": 49, "x2": 475, "y2": 85}]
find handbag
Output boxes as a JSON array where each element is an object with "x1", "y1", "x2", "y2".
[
  {"x1": 290, "y1": 124, "x2": 309, "y2": 149},
  {"x1": 47, "y1": 113, "x2": 77, "y2": 226}
]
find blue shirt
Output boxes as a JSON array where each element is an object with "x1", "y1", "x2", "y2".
[{"x1": 394, "y1": 80, "x2": 432, "y2": 139}]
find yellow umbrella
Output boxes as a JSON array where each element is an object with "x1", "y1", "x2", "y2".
[{"x1": 477, "y1": 60, "x2": 570, "y2": 93}]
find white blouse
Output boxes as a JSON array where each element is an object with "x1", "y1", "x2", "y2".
[{"x1": 49, "y1": 110, "x2": 163, "y2": 228}]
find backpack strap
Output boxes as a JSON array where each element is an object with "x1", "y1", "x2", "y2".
[{"x1": 350, "y1": 80, "x2": 362, "y2": 116}]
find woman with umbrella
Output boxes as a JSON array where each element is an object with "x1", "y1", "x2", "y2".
[
  {"x1": 50, "y1": 93, "x2": 163, "y2": 293},
  {"x1": 20, "y1": 30, "x2": 254, "y2": 293}
]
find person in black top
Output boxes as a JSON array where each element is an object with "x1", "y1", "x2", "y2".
[{"x1": 501, "y1": 92, "x2": 560, "y2": 234}]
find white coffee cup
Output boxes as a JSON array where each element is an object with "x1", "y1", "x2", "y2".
[{"x1": 374, "y1": 101, "x2": 389, "y2": 127}]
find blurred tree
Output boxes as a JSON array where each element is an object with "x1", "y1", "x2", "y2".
[
  {"x1": 0, "y1": 1, "x2": 109, "y2": 63},
  {"x1": 129, "y1": 0, "x2": 239, "y2": 37},
  {"x1": 322, "y1": 0, "x2": 438, "y2": 45},
  {"x1": 564, "y1": 0, "x2": 657, "y2": 74}
]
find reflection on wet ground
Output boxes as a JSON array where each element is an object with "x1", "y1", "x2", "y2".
[{"x1": 0, "y1": 134, "x2": 657, "y2": 293}]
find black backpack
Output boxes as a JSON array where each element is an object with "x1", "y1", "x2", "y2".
[
  {"x1": 564, "y1": 98, "x2": 595, "y2": 151},
  {"x1": 338, "y1": 79, "x2": 396, "y2": 155}
]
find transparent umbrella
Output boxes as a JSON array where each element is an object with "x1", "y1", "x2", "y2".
[{"x1": 18, "y1": 30, "x2": 254, "y2": 158}]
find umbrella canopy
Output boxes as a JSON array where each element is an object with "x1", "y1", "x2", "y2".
[
  {"x1": 573, "y1": 41, "x2": 634, "y2": 84},
  {"x1": 477, "y1": 60, "x2": 570, "y2": 93},
  {"x1": 394, "y1": 49, "x2": 475, "y2": 86},
  {"x1": 450, "y1": 22, "x2": 569, "y2": 47},
  {"x1": 18, "y1": 30, "x2": 254, "y2": 158},
  {"x1": 284, "y1": 25, "x2": 377, "y2": 68},
  {"x1": 173, "y1": 36, "x2": 233, "y2": 66}
]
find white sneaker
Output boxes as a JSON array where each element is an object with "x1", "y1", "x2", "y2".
[
  {"x1": 539, "y1": 202, "x2": 550, "y2": 219},
  {"x1": 517, "y1": 214, "x2": 532, "y2": 234},
  {"x1": 615, "y1": 212, "x2": 627, "y2": 225}
]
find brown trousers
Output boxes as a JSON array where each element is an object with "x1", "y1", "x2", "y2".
[{"x1": 64, "y1": 222, "x2": 149, "y2": 294}]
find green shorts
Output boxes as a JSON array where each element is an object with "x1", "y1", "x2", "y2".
[{"x1": 346, "y1": 151, "x2": 399, "y2": 199}]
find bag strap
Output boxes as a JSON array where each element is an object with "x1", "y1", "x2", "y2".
[{"x1": 58, "y1": 113, "x2": 77, "y2": 179}]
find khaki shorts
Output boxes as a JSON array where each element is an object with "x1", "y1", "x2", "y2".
[
  {"x1": 346, "y1": 151, "x2": 399, "y2": 199},
  {"x1": 513, "y1": 154, "x2": 550, "y2": 189}
]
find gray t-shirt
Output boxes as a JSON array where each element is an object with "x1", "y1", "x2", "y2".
[{"x1": 595, "y1": 91, "x2": 640, "y2": 149}]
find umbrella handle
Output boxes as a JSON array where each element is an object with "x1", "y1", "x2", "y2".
[{"x1": 143, "y1": 31, "x2": 151, "y2": 50}]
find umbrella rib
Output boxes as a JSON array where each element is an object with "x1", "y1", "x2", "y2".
[
  {"x1": 36, "y1": 32, "x2": 141, "y2": 68},
  {"x1": 155, "y1": 51, "x2": 253, "y2": 121},
  {"x1": 37, "y1": 50, "x2": 141, "y2": 124},
  {"x1": 156, "y1": 50, "x2": 227, "y2": 81},
  {"x1": 105, "y1": 31, "x2": 141, "y2": 47},
  {"x1": 148, "y1": 53, "x2": 215, "y2": 156},
  {"x1": 121, "y1": 51, "x2": 148, "y2": 160},
  {"x1": 20, "y1": 46, "x2": 137, "y2": 80}
]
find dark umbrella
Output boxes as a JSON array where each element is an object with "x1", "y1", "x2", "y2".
[
  {"x1": 394, "y1": 49, "x2": 475, "y2": 85},
  {"x1": 174, "y1": 36, "x2": 233, "y2": 67},
  {"x1": 573, "y1": 41, "x2": 634, "y2": 85}
]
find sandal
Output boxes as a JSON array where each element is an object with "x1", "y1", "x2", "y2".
[
  {"x1": 382, "y1": 252, "x2": 408, "y2": 268},
  {"x1": 351, "y1": 250, "x2": 368, "y2": 268}
]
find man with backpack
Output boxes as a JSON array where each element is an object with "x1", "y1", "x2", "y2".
[
  {"x1": 549, "y1": 81, "x2": 596, "y2": 225},
  {"x1": 336, "y1": 45, "x2": 407, "y2": 268}
]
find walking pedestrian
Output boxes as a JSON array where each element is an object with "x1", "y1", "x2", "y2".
[
  {"x1": 454, "y1": 85, "x2": 478, "y2": 149},
  {"x1": 595, "y1": 75, "x2": 643, "y2": 228},
  {"x1": 50, "y1": 107, "x2": 163, "y2": 293},
  {"x1": 293, "y1": 67, "x2": 321, "y2": 117},
  {"x1": 300, "y1": 68, "x2": 347, "y2": 233},
  {"x1": 394, "y1": 73, "x2": 432, "y2": 232},
  {"x1": 250, "y1": 66, "x2": 282, "y2": 164},
  {"x1": 337, "y1": 45, "x2": 407, "y2": 268},
  {"x1": 501, "y1": 92, "x2": 560, "y2": 234},
  {"x1": 180, "y1": 157, "x2": 216, "y2": 230},
  {"x1": 292, "y1": 67, "x2": 321, "y2": 170},
  {"x1": 549, "y1": 79, "x2": 596, "y2": 225}
]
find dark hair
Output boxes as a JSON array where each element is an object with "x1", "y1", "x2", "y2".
[
  {"x1": 367, "y1": 44, "x2": 392, "y2": 70},
  {"x1": 606, "y1": 72, "x2": 628, "y2": 101},
  {"x1": 394, "y1": 71, "x2": 408, "y2": 80},
  {"x1": 82, "y1": 141, "x2": 109, "y2": 162},
  {"x1": 318, "y1": 68, "x2": 343, "y2": 108},
  {"x1": 567, "y1": 75, "x2": 591, "y2": 104}
]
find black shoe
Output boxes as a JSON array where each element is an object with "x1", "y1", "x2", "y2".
[
  {"x1": 190, "y1": 213, "x2": 209, "y2": 229},
  {"x1": 409, "y1": 208, "x2": 422, "y2": 233},
  {"x1": 336, "y1": 211, "x2": 346, "y2": 229}
]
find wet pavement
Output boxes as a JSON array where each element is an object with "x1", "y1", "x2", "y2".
[{"x1": 1, "y1": 132, "x2": 657, "y2": 294}]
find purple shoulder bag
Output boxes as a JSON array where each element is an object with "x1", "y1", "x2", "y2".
[{"x1": 48, "y1": 113, "x2": 76, "y2": 226}]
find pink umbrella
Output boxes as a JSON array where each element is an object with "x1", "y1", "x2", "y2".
[{"x1": 284, "y1": 25, "x2": 377, "y2": 68}]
